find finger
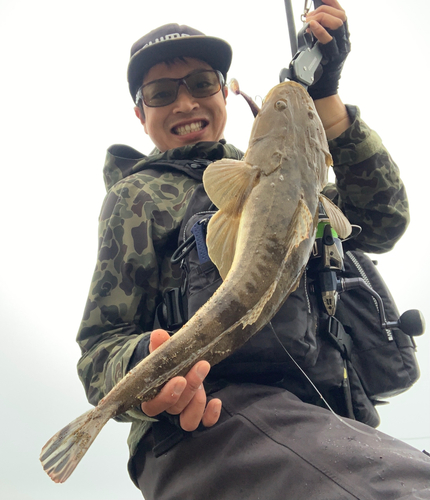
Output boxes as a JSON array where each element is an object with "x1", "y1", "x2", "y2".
[
  {"x1": 166, "y1": 360, "x2": 210, "y2": 415},
  {"x1": 307, "y1": 2, "x2": 346, "y2": 22},
  {"x1": 307, "y1": 20, "x2": 333, "y2": 45},
  {"x1": 306, "y1": 10, "x2": 345, "y2": 30},
  {"x1": 149, "y1": 329, "x2": 170, "y2": 353},
  {"x1": 313, "y1": 0, "x2": 345, "y2": 15},
  {"x1": 201, "y1": 398, "x2": 222, "y2": 428},
  {"x1": 140, "y1": 376, "x2": 186, "y2": 417},
  {"x1": 179, "y1": 383, "x2": 208, "y2": 432}
]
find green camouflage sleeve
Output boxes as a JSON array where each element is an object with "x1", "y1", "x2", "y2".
[
  {"x1": 322, "y1": 105, "x2": 409, "y2": 253},
  {"x1": 76, "y1": 169, "x2": 198, "y2": 422}
]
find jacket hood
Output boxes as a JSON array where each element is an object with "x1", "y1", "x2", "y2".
[{"x1": 103, "y1": 140, "x2": 243, "y2": 192}]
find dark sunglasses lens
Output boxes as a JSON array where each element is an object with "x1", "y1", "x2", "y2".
[
  {"x1": 187, "y1": 71, "x2": 221, "y2": 98},
  {"x1": 141, "y1": 71, "x2": 222, "y2": 107},
  {"x1": 142, "y1": 80, "x2": 178, "y2": 107}
]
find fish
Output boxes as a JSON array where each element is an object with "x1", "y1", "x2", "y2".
[{"x1": 40, "y1": 80, "x2": 351, "y2": 483}]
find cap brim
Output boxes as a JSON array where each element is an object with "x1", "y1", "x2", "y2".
[{"x1": 128, "y1": 36, "x2": 232, "y2": 101}]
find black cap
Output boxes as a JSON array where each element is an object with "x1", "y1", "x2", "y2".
[{"x1": 127, "y1": 23, "x2": 232, "y2": 103}]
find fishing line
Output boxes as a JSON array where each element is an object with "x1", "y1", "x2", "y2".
[{"x1": 268, "y1": 321, "x2": 380, "y2": 439}]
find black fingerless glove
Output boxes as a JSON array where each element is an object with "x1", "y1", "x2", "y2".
[{"x1": 308, "y1": 21, "x2": 351, "y2": 101}]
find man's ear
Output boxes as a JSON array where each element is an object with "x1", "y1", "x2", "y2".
[
  {"x1": 223, "y1": 85, "x2": 228, "y2": 101},
  {"x1": 134, "y1": 106, "x2": 146, "y2": 125},
  {"x1": 134, "y1": 106, "x2": 148, "y2": 134}
]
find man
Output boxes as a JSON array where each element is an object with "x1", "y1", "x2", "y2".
[{"x1": 77, "y1": 1, "x2": 430, "y2": 498}]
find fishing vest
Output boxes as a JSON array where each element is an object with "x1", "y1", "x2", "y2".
[{"x1": 151, "y1": 161, "x2": 421, "y2": 428}]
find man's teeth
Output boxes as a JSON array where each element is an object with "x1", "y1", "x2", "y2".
[{"x1": 174, "y1": 121, "x2": 205, "y2": 136}]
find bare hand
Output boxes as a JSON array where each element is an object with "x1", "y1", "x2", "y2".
[{"x1": 140, "y1": 329, "x2": 222, "y2": 432}]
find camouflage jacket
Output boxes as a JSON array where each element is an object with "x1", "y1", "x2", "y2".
[{"x1": 76, "y1": 105, "x2": 409, "y2": 459}]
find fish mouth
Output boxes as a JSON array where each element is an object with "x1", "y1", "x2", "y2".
[{"x1": 171, "y1": 120, "x2": 208, "y2": 136}]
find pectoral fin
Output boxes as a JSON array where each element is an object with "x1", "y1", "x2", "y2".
[
  {"x1": 290, "y1": 198, "x2": 314, "y2": 249},
  {"x1": 206, "y1": 210, "x2": 239, "y2": 280},
  {"x1": 320, "y1": 194, "x2": 352, "y2": 239},
  {"x1": 203, "y1": 159, "x2": 260, "y2": 280},
  {"x1": 203, "y1": 158, "x2": 259, "y2": 211}
]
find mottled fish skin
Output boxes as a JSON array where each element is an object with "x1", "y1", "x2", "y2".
[{"x1": 40, "y1": 81, "x2": 331, "y2": 483}]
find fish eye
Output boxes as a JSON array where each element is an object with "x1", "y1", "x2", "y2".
[{"x1": 275, "y1": 99, "x2": 287, "y2": 111}]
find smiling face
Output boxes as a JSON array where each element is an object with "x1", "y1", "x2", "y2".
[{"x1": 134, "y1": 58, "x2": 228, "y2": 152}]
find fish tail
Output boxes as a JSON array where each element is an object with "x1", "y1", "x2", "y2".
[{"x1": 40, "y1": 407, "x2": 109, "y2": 483}]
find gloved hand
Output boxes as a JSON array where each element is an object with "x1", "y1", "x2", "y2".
[{"x1": 306, "y1": 0, "x2": 351, "y2": 101}]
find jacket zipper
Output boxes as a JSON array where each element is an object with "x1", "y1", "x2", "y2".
[
  {"x1": 346, "y1": 251, "x2": 393, "y2": 341},
  {"x1": 304, "y1": 272, "x2": 312, "y2": 314}
]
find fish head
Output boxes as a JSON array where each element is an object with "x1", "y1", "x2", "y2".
[{"x1": 244, "y1": 81, "x2": 331, "y2": 190}]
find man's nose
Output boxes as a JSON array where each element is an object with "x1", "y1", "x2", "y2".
[{"x1": 172, "y1": 85, "x2": 199, "y2": 113}]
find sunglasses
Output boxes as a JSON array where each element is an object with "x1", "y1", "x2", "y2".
[{"x1": 135, "y1": 69, "x2": 224, "y2": 108}]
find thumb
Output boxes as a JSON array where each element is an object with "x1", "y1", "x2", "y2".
[{"x1": 149, "y1": 329, "x2": 171, "y2": 353}]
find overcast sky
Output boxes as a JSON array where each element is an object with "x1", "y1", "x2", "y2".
[{"x1": 1, "y1": 1, "x2": 429, "y2": 499}]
